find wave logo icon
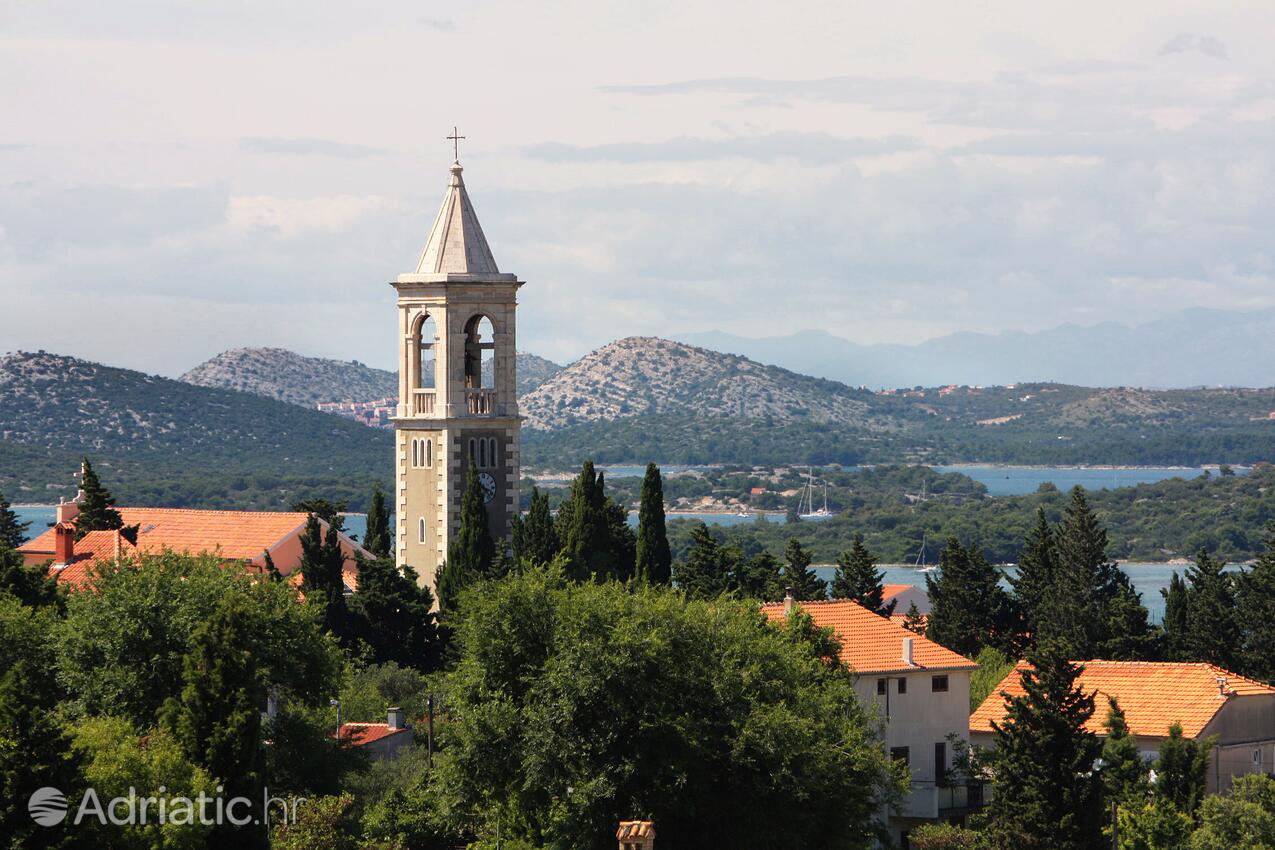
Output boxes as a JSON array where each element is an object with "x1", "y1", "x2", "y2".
[{"x1": 28, "y1": 786, "x2": 68, "y2": 826}]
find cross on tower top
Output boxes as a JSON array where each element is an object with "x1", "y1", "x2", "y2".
[{"x1": 447, "y1": 126, "x2": 466, "y2": 162}]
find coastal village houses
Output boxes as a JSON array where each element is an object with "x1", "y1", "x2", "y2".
[
  {"x1": 971, "y1": 660, "x2": 1275, "y2": 794},
  {"x1": 762, "y1": 596, "x2": 981, "y2": 847},
  {"x1": 18, "y1": 498, "x2": 369, "y2": 590}
]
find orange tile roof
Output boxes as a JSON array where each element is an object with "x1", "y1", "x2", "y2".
[
  {"x1": 882, "y1": 584, "x2": 916, "y2": 598},
  {"x1": 617, "y1": 821, "x2": 656, "y2": 840},
  {"x1": 339, "y1": 722, "x2": 411, "y2": 747},
  {"x1": 46, "y1": 530, "x2": 137, "y2": 589},
  {"x1": 19, "y1": 507, "x2": 311, "y2": 562},
  {"x1": 760, "y1": 599, "x2": 975, "y2": 674},
  {"x1": 969, "y1": 660, "x2": 1275, "y2": 739}
]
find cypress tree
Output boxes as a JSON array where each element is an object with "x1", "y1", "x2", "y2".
[
  {"x1": 604, "y1": 494, "x2": 637, "y2": 583},
  {"x1": 298, "y1": 514, "x2": 356, "y2": 646},
  {"x1": 782, "y1": 538, "x2": 826, "y2": 601},
  {"x1": 672, "y1": 522, "x2": 734, "y2": 600},
  {"x1": 437, "y1": 464, "x2": 496, "y2": 615},
  {"x1": 902, "y1": 601, "x2": 926, "y2": 634},
  {"x1": 163, "y1": 593, "x2": 268, "y2": 848},
  {"x1": 1101, "y1": 696, "x2": 1148, "y2": 802},
  {"x1": 1010, "y1": 507, "x2": 1055, "y2": 643},
  {"x1": 1161, "y1": 572, "x2": 1190, "y2": 661},
  {"x1": 830, "y1": 534, "x2": 895, "y2": 616},
  {"x1": 363, "y1": 485, "x2": 392, "y2": 559},
  {"x1": 75, "y1": 457, "x2": 124, "y2": 539},
  {"x1": 557, "y1": 461, "x2": 610, "y2": 582},
  {"x1": 986, "y1": 647, "x2": 1104, "y2": 850},
  {"x1": 1236, "y1": 524, "x2": 1275, "y2": 682},
  {"x1": 512, "y1": 487, "x2": 560, "y2": 567},
  {"x1": 635, "y1": 463, "x2": 672, "y2": 585},
  {"x1": 1154, "y1": 723, "x2": 1211, "y2": 816},
  {"x1": 0, "y1": 490, "x2": 29, "y2": 549},
  {"x1": 1184, "y1": 550, "x2": 1240, "y2": 669},
  {"x1": 925, "y1": 537, "x2": 1013, "y2": 657}
]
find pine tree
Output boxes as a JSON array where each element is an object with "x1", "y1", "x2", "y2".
[
  {"x1": 0, "y1": 490, "x2": 29, "y2": 549},
  {"x1": 350, "y1": 556, "x2": 439, "y2": 672},
  {"x1": 733, "y1": 550, "x2": 784, "y2": 601},
  {"x1": 782, "y1": 538, "x2": 826, "y2": 601},
  {"x1": 1154, "y1": 723, "x2": 1211, "y2": 816},
  {"x1": 1184, "y1": 550, "x2": 1240, "y2": 669},
  {"x1": 163, "y1": 593, "x2": 269, "y2": 848},
  {"x1": 1236, "y1": 524, "x2": 1275, "y2": 682},
  {"x1": 925, "y1": 537, "x2": 1013, "y2": 657},
  {"x1": 902, "y1": 601, "x2": 926, "y2": 634},
  {"x1": 604, "y1": 494, "x2": 637, "y2": 583},
  {"x1": 1010, "y1": 507, "x2": 1055, "y2": 643},
  {"x1": 298, "y1": 514, "x2": 356, "y2": 646},
  {"x1": 290, "y1": 497, "x2": 347, "y2": 532},
  {"x1": 830, "y1": 534, "x2": 895, "y2": 615},
  {"x1": 986, "y1": 646, "x2": 1104, "y2": 850},
  {"x1": 635, "y1": 463, "x2": 672, "y2": 585},
  {"x1": 512, "y1": 487, "x2": 560, "y2": 567},
  {"x1": 363, "y1": 485, "x2": 392, "y2": 559},
  {"x1": 1041, "y1": 487, "x2": 1153, "y2": 660},
  {"x1": 672, "y1": 522, "x2": 734, "y2": 600},
  {"x1": 1161, "y1": 572, "x2": 1190, "y2": 661},
  {"x1": 1101, "y1": 696, "x2": 1148, "y2": 802},
  {"x1": 437, "y1": 465, "x2": 496, "y2": 615},
  {"x1": 75, "y1": 457, "x2": 124, "y2": 539}
]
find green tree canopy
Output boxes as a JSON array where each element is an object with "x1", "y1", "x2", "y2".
[
  {"x1": 635, "y1": 463, "x2": 672, "y2": 585},
  {"x1": 363, "y1": 485, "x2": 391, "y2": 559},
  {"x1": 437, "y1": 464, "x2": 496, "y2": 616},
  {"x1": 298, "y1": 513, "x2": 358, "y2": 647},
  {"x1": 0, "y1": 545, "x2": 61, "y2": 611},
  {"x1": 0, "y1": 489, "x2": 30, "y2": 549},
  {"x1": 350, "y1": 556, "x2": 440, "y2": 672},
  {"x1": 985, "y1": 647, "x2": 1104, "y2": 850},
  {"x1": 435, "y1": 566, "x2": 903, "y2": 850},
  {"x1": 1101, "y1": 696, "x2": 1148, "y2": 803},
  {"x1": 1183, "y1": 550, "x2": 1239, "y2": 669},
  {"x1": 1009, "y1": 507, "x2": 1055, "y2": 644},
  {"x1": 783, "y1": 537, "x2": 827, "y2": 601},
  {"x1": 1191, "y1": 772, "x2": 1275, "y2": 850},
  {"x1": 1153, "y1": 723, "x2": 1212, "y2": 816},
  {"x1": 925, "y1": 537, "x2": 1013, "y2": 657},
  {"x1": 512, "y1": 486, "x2": 560, "y2": 568},
  {"x1": 1236, "y1": 524, "x2": 1275, "y2": 683},
  {"x1": 672, "y1": 522, "x2": 734, "y2": 600},
  {"x1": 75, "y1": 457, "x2": 127, "y2": 540},
  {"x1": 830, "y1": 534, "x2": 895, "y2": 616},
  {"x1": 1160, "y1": 571, "x2": 1190, "y2": 662}
]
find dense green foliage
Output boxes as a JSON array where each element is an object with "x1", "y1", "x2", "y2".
[
  {"x1": 985, "y1": 649, "x2": 1104, "y2": 850},
  {"x1": 1235, "y1": 524, "x2": 1275, "y2": 682},
  {"x1": 512, "y1": 486, "x2": 560, "y2": 567},
  {"x1": 437, "y1": 465, "x2": 496, "y2": 616},
  {"x1": 635, "y1": 463, "x2": 672, "y2": 584},
  {"x1": 0, "y1": 489, "x2": 29, "y2": 549},
  {"x1": 925, "y1": 538, "x2": 1014, "y2": 657},
  {"x1": 1191, "y1": 773, "x2": 1275, "y2": 849},
  {"x1": 554, "y1": 461, "x2": 636, "y2": 583},
  {"x1": 830, "y1": 534, "x2": 895, "y2": 615},
  {"x1": 1155, "y1": 723, "x2": 1212, "y2": 816},
  {"x1": 433, "y1": 567, "x2": 903, "y2": 850},
  {"x1": 298, "y1": 514, "x2": 358, "y2": 647},
  {"x1": 1101, "y1": 697, "x2": 1148, "y2": 803},
  {"x1": 363, "y1": 486, "x2": 391, "y2": 559},
  {"x1": 75, "y1": 458, "x2": 126, "y2": 539},
  {"x1": 666, "y1": 463, "x2": 1275, "y2": 564}
]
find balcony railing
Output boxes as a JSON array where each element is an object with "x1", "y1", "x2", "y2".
[
  {"x1": 897, "y1": 782, "x2": 989, "y2": 819},
  {"x1": 466, "y1": 388, "x2": 497, "y2": 415},
  {"x1": 411, "y1": 389, "x2": 436, "y2": 416}
]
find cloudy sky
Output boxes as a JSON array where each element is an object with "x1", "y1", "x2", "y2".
[{"x1": 3, "y1": 0, "x2": 1274, "y2": 374}]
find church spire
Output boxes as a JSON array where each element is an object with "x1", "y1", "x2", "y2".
[{"x1": 414, "y1": 160, "x2": 501, "y2": 277}]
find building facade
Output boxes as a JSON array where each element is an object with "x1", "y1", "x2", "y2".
[{"x1": 392, "y1": 158, "x2": 522, "y2": 591}]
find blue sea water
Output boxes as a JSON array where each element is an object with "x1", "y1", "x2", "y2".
[{"x1": 936, "y1": 464, "x2": 1246, "y2": 497}]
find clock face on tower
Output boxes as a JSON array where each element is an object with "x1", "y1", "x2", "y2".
[{"x1": 478, "y1": 472, "x2": 497, "y2": 504}]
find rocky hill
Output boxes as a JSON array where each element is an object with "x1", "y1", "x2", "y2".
[
  {"x1": 0, "y1": 351, "x2": 390, "y2": 508},
  {"x1": 520, "y1": 337, "x2": 890, "y2": 430},
  {"x1": 180, "y1": 348, "x2": 396, "y2": 405},
  {"x1": 181, "y1": 347, "x2": 563, "y2": 406}
]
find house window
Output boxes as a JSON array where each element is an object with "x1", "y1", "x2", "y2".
[
  {"x1": 890, "y1": 746, "x2": 910, "y2": 765},
  {"x1": 935, "y1": 741, "x2": 947, "y2": 782},
  {"x1": 877, "y1": 678, "x2": 887, "y2": 696},
  {"x1": 897, "y1": 677, "x2": 907, "y2": 694},
  {"x1": 932, "y1": 675, "x2": 949, "y2": 692},
  {"x1": 418, "y1": 518, "x2": 425, "y2": 544}
]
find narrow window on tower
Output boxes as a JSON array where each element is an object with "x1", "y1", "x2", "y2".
[
  {"x1": 418, "y1": 517, "x2": 425, "y2": 543},
  {"x1": 468, "y1": 438, "x2": 477, "y2": 464},
  {"x1": 488, "y1": 437, "x2": 498, "y2": 466},
  {"x1": 426, "y1": 439, "x2": 433, "y2": 468},
  {"x1": 411, "y1": 439, "x2": 418, "y2": 468},
  {"x1": 479, "y1": 438, "x2": 487, "y2": 468}
]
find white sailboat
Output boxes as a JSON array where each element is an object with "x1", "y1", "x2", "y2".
[
  {"x1": 914, "y1": 533, "x2": 937, "y2": 573},
  {"x1": 799, "y1": 467, "x2": 834, "y2": 518}
]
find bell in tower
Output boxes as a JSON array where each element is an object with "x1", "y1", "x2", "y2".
[{"x1": 390, "y1": 142, "x2": 523, "y2": 595}]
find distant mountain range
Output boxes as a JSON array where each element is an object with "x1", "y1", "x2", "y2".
[
  {"x1": 677, "y1": 307, "x2": 1275, "y2": 389},
  {"x1": 180, "y1": 348, "x2": 564, "y2": 406},
  {"x1": 4, "y1": 339, "x2": 1275, "y2": 509}
]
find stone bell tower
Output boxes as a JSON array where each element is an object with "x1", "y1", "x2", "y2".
[{"x1": 392, "y1": 153, "x2": 522, "y2": 592}]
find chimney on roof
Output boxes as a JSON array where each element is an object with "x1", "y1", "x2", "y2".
[
  {"x1": 113, "y1": 529, "x2": 122, "y2": 559},
  {"x1": 387, "y1": 707, "x2": 406, "y2": 730},
  {"x1": 1216, "y1": 676, "x2": 1229, "y2": 697},
  {"x1": 617, "y1": 820, "x2": 655, "y2": 850},
  {"x1": 783, "y1": 588, "x2": 795, "y2": 616},
  {"x1": 56, "y1": 499, "x2": 79, "y2": 524},
  {"x1": 902, "y1": 637, "x2": 915, "y2": 667},
  {"x1": 54, "y1": 522, "x2": 74, "y2": 565}
]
